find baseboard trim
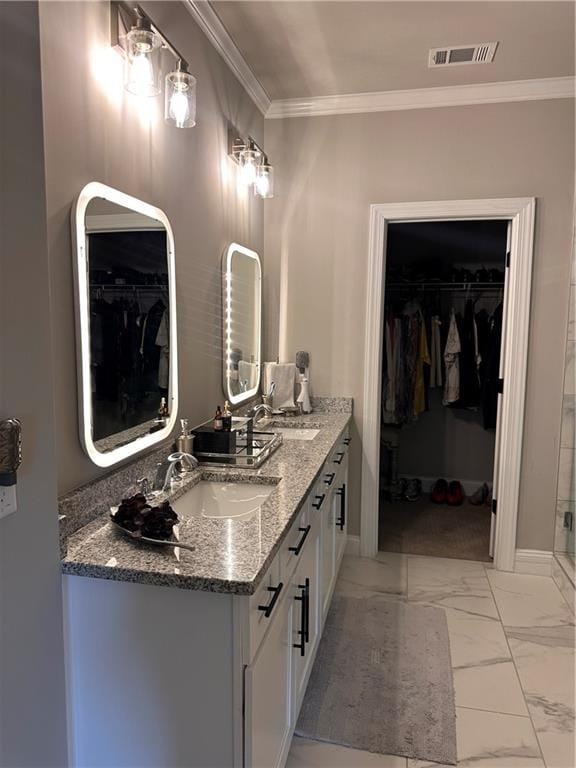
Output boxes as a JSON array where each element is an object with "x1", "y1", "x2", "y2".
[
  {"x1": 514, "y1": 549, "x2": 553, "y2": 576},
  {"x1": 345, "y1": 535, "x2": 361, "y2": 557}
]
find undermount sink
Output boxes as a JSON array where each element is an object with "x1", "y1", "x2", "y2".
[
  {"x1": 172, "y1": 481, "x2": 276, "y2": 520},
  {"x1": 269, "y1": 427, "x2": 320, "y2": 441}
]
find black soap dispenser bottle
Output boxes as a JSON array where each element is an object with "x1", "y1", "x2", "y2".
[{"x1": 222, "y1": 401, "x2": 232, "y2": 432}]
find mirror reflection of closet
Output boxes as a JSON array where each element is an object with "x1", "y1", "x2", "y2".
[
  {"x1": 73, "y1": 183, "x2": 178, "y2": 467},
  {"x1": 222, "y1": 243, "x2": 262, "y2": 405}
]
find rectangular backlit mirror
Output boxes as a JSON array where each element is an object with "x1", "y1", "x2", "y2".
[
  {"x1": 223, "y1": 243, "x2": 262, "y2": 405},
  {"x1": 72, "y1": 182, "x2": 178, "y2": 467}
]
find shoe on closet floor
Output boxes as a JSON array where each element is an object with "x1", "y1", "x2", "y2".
[
  {"x1": 404, "y1": 478, "x2": 422, "y2": 502},
  {"x1": 396, "y1": 477, "x2": 408, "y2": 500},
  {"x1": 469, "y1": 482, "x2": 489, "y2": 505},
  {"x1": 447, "y1": 481, "x2": 465, "y2": 506},
  {"x1": 431, "y1": 478, "x2": 448, "y2": 504}
]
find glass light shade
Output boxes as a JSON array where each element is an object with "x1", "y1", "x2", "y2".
[
  {"x1": 239, "y1": 148, "x2": 259, "y2": 188},
  {"x1": 255, "y1": 163, "x2": 274, "y2": 198},
  {"x1": 165, "y1": 68, "x2": 196, "y2": 128},
  {"x1": 125, "y1": 26, "x2": 162, "y2": 97}
]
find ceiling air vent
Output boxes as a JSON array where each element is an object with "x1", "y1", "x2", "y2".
[{"x1": 429, "y1": 42, "x2": 498, "y2": 68}]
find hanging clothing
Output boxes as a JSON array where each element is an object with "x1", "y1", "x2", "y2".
[
  {"x1": 429, "y1": 315, "x2": 442, "y2": 388},
  {"x1": 384, "y1": 314, "x2": 397, "y2": 415},
  {"x1": 479, "y1": 303, "x2": 503, "y2": 429},
  {"x1": 155, "y1": 309, "x2": 170, "y2": 390},
  {"x1": 456, "y1": 299, "x2": 481, "y2": 408},
  {"x1": 443, "y1": 309, "x2": 461, "y2": 405},
  {"x1": 413, "y1": 317, "x2": 431, "y2": 416}
]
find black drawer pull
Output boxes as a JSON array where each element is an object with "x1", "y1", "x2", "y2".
[
  {"x1": 336, "y1": 483, "x2": 346, "y2": 530},
  {"x1": 293, "y1": 578, "x2": 310, "y2": 657},
  {"x1": 333, "y1": 452, "x2": 345, "y2": 465},
  {"x1": 258, "y1": 582, "x2": 284, "y2": 618},
  {"x1": 289, "y1": 525, "x2": 311, "y2": 556},
  {"x1": 312, "y1": 493, "x2": 326, "y2": 510},
  {"x1": 323, "y1": 472, "x2": 336, "y2": 486},
  {"x1": 343, "y1": 438, "x2": 351, "y2": 446},
  {"x1": 302, "y1": 577, "x2": 310, "y2": 643}
]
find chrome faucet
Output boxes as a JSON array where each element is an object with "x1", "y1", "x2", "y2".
[
  {"x1": 249, "y1": 403, "x2": 274, "y2": 428},
  {"x1": 154, "y1": 452, "x2": 199, "y2": 494}
]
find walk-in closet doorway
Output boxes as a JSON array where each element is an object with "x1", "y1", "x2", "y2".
[{"x1": 361, "y1": 199, "x2": 536, "y2": 571}]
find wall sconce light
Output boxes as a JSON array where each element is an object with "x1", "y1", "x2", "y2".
[
  {"x1": 165, "y1": 60, "x2": 196, "y2": 128},
  {"x1": 229, "y1": 130, "x2": 275, "y2": 199},
  {"x1": 111, "y1": 2, "x2": 197, "y2": 128},
  {"x1": 124, "y1": 14, "x2": 162, "y2": 97},
  {"x1": 255, "y1": 158, "x2": 274, "y2": 198}
]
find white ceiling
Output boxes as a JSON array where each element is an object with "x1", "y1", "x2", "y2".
[{"x1": 211, "y1": 1, "x2": 575, "y2": 101}]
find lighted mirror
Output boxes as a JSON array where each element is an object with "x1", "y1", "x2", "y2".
[
  {"x1": 223, "y1": 243, "x2": 262, "y2": 405},
  {"x1": 72, "y1": 182, "x2": 178, "y2": 467}
]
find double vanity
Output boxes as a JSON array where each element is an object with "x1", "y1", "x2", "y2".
[
  {"x1": 61, "y1": 407, "x2": 351, "y2": 768},
  {"x1": 61, "y1": 180, "x2": 352, "y2": 767}
]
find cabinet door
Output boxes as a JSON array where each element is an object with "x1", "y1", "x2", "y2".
[
  {"x1": 335, "y1": 464, "x2": 348, "y2": 566},
  {"x1": 245, "y1": 592, "x2": 293, "y2": 768},
  {"x1": 321, "y1": 488, "x2": 335, "y2": 622},
  {"x1": 292, "y1": 519, "x2": 320, "y2": 715}
]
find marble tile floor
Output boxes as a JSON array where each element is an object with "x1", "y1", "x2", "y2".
[{"x1": 286, "y1": 553, "x2": 575, "y2": 768}]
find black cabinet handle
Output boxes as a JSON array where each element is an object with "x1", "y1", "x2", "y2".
[
  {"x1": 258, "y1": 582, "x2": 283, "y2": 618},
  {"x1": 312, "y1": 493, "x2": 326, "y2": 510},
  {"x1": 333, "y1": 452, "x2": 345, "y2": 465},
  {"x1": 323, "y1": 472, "x2": 336, "y2": 486},
  {"x1": 343, "y1": 438, "x2": 351, "y2": 446},
  {"x1": 293, "y1": 578, "x2": 310, "y2": 657},
  {"x1": 303, "y1": 577, "x2": 310, "y2": 643},
  {"x1": 289, "y1": 525, "x2": 311, "y2": 556},
  {"x1": 336, "y1": 484, "x2": 346, "y2": 530}
]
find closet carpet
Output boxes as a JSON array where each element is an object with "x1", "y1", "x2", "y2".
[{"x1": 378, "y1": 498, "x2": 492, "y2": 562}]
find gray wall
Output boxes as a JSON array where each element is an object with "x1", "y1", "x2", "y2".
[
  {"x1": 263, "y1": 99, "x2": 575, "y2": 550},
  {"x1": 0, "y1": 2, "x2": 68, "y2": 765},
  {"x1": 38, "y1": 1, "x2": 265, "y2": 495}
]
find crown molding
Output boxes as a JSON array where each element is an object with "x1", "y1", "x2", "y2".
[
  {"x1": 179, "y1": 5, "x2": 573, "y2": 122},
  {"x1": 183, "y1": 0, "x2": 271, "y2": 116},
  {"x1": 266, "y1": 76, "x2": 575, "y2": 119}
]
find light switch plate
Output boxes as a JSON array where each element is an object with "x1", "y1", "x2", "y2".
[{"x1": 0, "y1": 485, "x2": 17, "y2": 519}]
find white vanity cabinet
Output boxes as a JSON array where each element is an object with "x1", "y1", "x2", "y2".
[
  {"x1": 63, "y1": 428, "x2": 351, "y2": 768},
  {"x1": 320, "y1": 481, "x2": 336, "y2": 622},
  {"x1": 291, "y1": 514, "x2": 321, "y2": 713},
  {"x1": 244, "y1": 582, "x2": 293, "y2": 768}
]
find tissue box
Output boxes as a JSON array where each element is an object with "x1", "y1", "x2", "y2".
[{"x1": 192, "y1": 427, "x2": 237, "y2": 456}]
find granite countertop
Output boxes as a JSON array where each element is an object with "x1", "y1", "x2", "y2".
[{"x1": 62, "y1": 410, "x2": 351, "y2": 595}]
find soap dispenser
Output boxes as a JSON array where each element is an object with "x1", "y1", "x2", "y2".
[
  {"x1": 222, "y1": 401, "x2": 232, "y2": 432},
  {"x1": 176, "y1": 418, "x2": 194, "y2": 454}
]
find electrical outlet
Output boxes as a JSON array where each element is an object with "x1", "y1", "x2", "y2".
[
  {"x1": 563, "y1": 510, "x2": 573, "y2": 531},
  {"x1": 0, "y1": 485, "x2": 17, "y2": 519}
]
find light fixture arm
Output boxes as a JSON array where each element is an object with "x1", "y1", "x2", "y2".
[{"x1": 112, "y1": 1, "x2": 190, "y2": 70}]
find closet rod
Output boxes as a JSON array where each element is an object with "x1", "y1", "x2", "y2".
[
  {"x1": 90, "y1": 284, "x2": 168, "y2": 290},
  {"x1": 386, "y1": 281, "x2": 504, "y2": 292}
]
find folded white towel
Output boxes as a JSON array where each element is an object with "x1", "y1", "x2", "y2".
[{"x1": 262, "y1": 362, "x2": 296, "y2": 409}]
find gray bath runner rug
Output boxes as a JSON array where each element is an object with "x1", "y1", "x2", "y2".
[{"x1": 296, "y1": 595, "x2": 457, "y2": 765}]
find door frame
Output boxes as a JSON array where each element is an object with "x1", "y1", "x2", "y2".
[{"x1": 360, "y1": 198, "x2": 536, "y2": 570}]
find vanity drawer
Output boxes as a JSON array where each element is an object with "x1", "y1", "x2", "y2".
[
  {"x1": 249, "y1": 557, "x2": 283, "y2": 658},
  {"x1": 309, "y1": 477, "x2": 329, "y2": 517},
  {"x1": 280, "y1": 502, "x2": 310, "y2": 580},
  {"x1": 330, "y1": 428, "x2": 351, "y2": 467}
]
